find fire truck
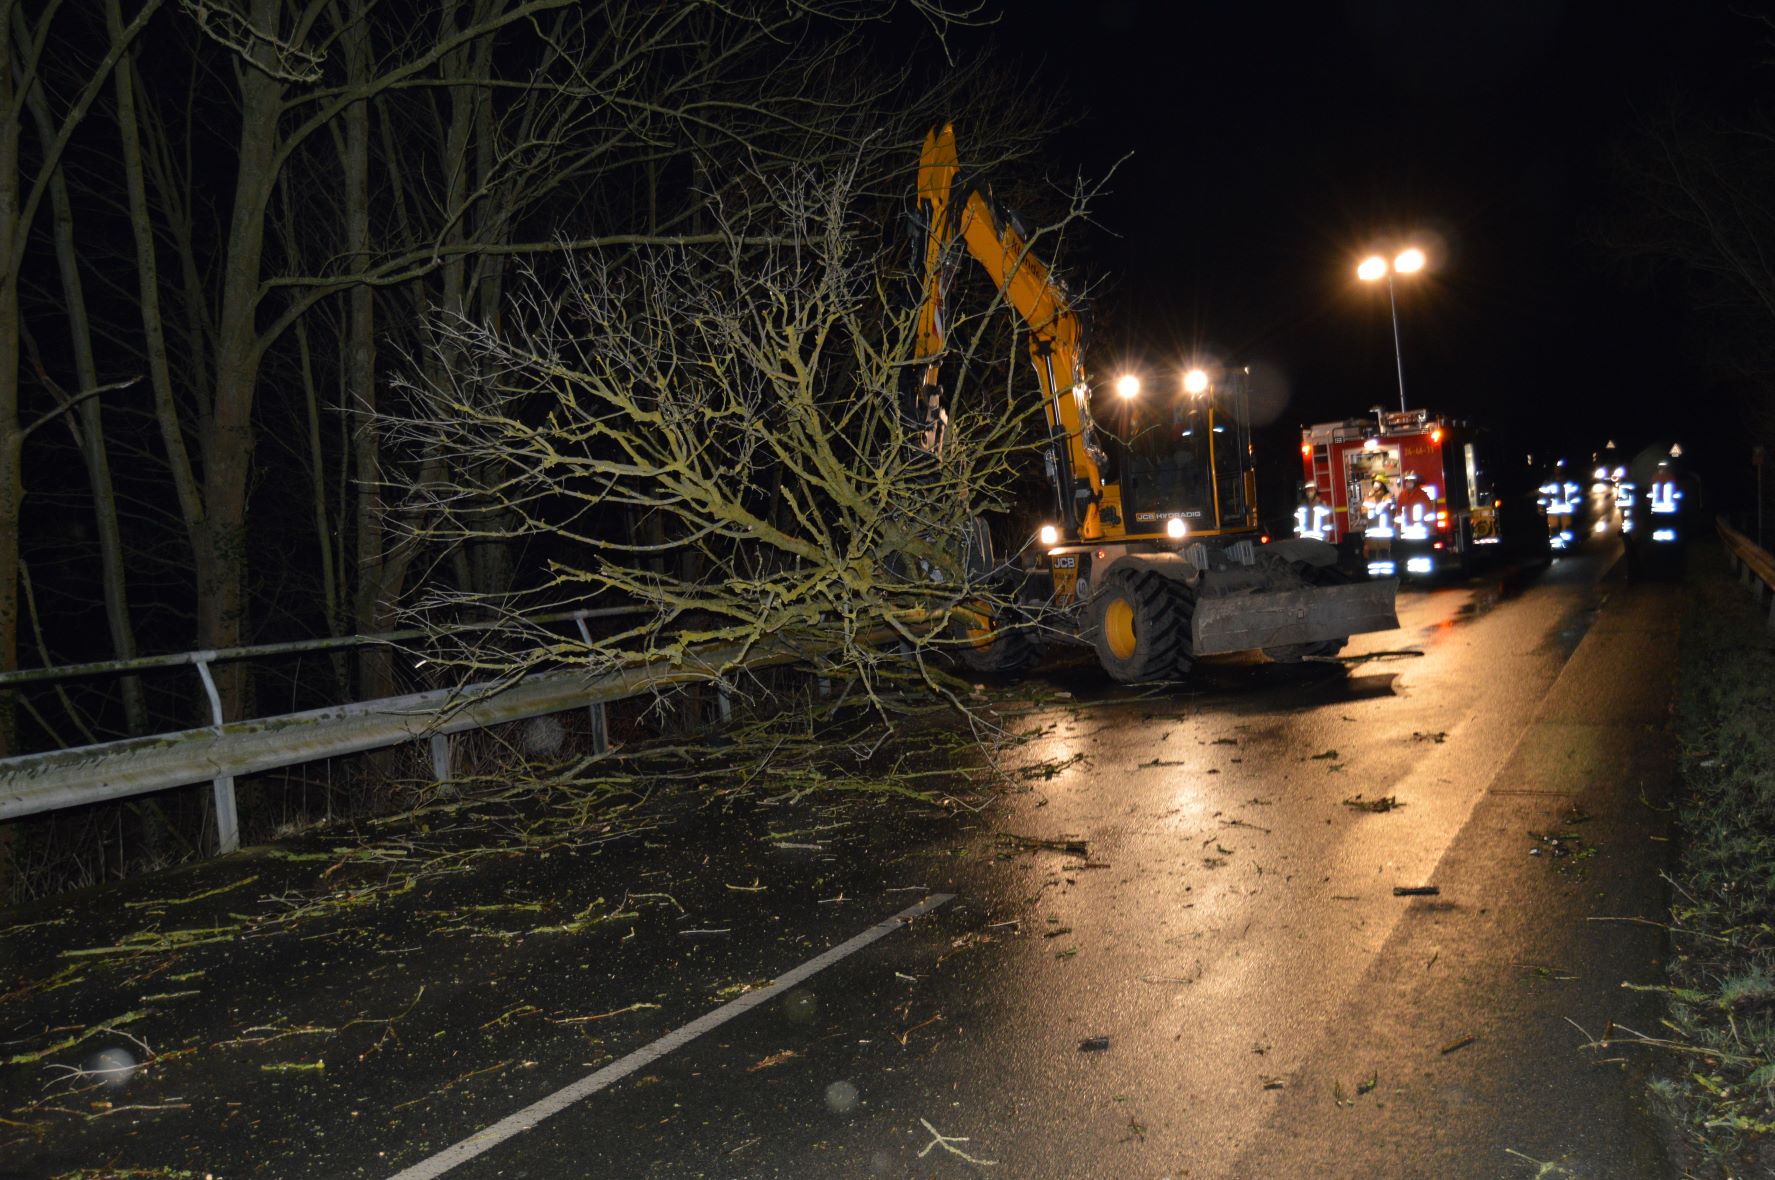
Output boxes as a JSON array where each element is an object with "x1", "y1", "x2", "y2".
[{"x1": 1297, "y1": 409, "x2": 1548, "y2": 578}]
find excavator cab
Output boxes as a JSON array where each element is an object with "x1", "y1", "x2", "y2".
[{"x1": 1099, "y1": 367, "x2": 1255, "y2": 537}]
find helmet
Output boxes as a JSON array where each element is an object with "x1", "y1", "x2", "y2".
[{"x1": 1402, "y1": 471, "x2": 1420, "y2": 484}]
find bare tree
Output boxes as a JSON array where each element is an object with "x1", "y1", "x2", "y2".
[
  {"x1": 1610, "y1": 109, "x2": 1775, "y2": 376},
  {"x1": 380, "y1": 161, "x2": 1062, "y2": 709},
  {"x1": 1, "y1": 0, "x2": 162, "y2": 754},
  {"x1": 1606, "y1": 92, "x2": 1775, "y2": 533},
  {"x1": 16, "y1": 11, "x2": 150, "y2": 736}
]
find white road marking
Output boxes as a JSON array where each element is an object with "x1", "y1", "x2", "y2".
[{"x1": 388, "y1": 892, "x2": 954, "y2": 1180}]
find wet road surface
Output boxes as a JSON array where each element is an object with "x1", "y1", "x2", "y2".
[
  {"x1": 434, "y1": 546, "x2": 1677, "y2": 1180},
  {"x1": 0, "y1": 539, "x2": 1681, "y2": 1179}
]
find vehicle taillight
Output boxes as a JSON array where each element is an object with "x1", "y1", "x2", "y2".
[{"x1": 1436, "y1": 510, "x2": 1448, "y2": 530}]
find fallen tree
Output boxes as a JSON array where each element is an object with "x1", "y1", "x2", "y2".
[{"x1": 381, "y1": 157, "x2": 1093, "y2": 708}]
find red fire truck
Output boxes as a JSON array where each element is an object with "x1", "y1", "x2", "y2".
[{"x1": 1297, "y1": 409, "x2": 1547, "y2": 578}]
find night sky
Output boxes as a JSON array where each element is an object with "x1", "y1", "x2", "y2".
[{"x1": 983, "y1": 0, "x2": 1756, "y2": 483}]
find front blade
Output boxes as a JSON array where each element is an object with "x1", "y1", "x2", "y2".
[{"x1": 1190, "y1": 579, "x2": 1400, "y2": 657}]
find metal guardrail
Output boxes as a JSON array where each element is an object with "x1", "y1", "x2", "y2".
[
  {"x1": 0, "y1": 605, "x2": 719, "y2": 854},
  {"x1": 0, "y1": 605, "x2": 644, "y2": 688},
  {"x1": 1718, "y1": 519, "x2": 1775, "y2": 632},
  {"x1": 0, "y1": 631, "x2": 829, "y2": 829}
]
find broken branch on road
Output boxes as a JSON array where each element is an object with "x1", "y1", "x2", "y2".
[
  {"x1": 917, "y1": 1117, "x2": 998, "y2": 1166},
  {"x1": 997, "y1": 833, "x2": 1089, "y2": 856},
  {"x1": 1343, "y1": 795, "x2": 1404, "y2": 813}
]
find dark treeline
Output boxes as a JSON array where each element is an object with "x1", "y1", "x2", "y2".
[{"x1": 0, "y1": 0, "x2": 1064, "y2": 895}]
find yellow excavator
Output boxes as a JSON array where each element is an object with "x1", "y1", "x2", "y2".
[{"x1": 914, "y1": 123, "x2": 1399, "y2": 682}]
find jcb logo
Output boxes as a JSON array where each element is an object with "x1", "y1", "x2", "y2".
[{"x1": 1052, "y1": 556, "x2": 1077, "y2": 568}]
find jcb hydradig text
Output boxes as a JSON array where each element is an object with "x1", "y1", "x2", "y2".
[{"x1": 913, "y1": 123, "x2": 1399, "y2": 682}]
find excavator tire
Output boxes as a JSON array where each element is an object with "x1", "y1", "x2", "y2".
[
  {"x1": 1262, "y1": 563, "x2": 1350, "y2": 663},
  {"x1": 949, "y1": 600, "x2": 1041, "y2": 674},
  {"x1": 1087, "y1": 568, "x2": 1194, "y2": 683}
]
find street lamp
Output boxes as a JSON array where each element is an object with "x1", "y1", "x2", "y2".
[{"x1": 1357, "y1": 247, "x2": 1426, "y2": 412}]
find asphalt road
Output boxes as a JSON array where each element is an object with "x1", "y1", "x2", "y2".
[
  {"x1": 0, "y1": 536, "x2": 1681, "y2": 1179},
  {"x1": 424, "y1": 544, "x2": 1676, "y2": 1180}
]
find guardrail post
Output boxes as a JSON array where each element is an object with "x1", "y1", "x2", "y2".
[
  {"x1": 588, "y1": 701, "x2": 608, "y2": 756},
  {"x1": 575, "y1": 616, "x2": 609, "y2": 756},
  {"x1": 194, "y1": 659, "x2": 239, "y2": 855},
  {"x1": 430, "y1": 733, "x2": 451, "y2": 782}
]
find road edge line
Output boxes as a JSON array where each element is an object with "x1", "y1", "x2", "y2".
[{"x1": 387, "y1": 892, "x2": 955, "y2": 1180}]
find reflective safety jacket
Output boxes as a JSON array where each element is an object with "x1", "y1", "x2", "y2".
[
  {"x1": 1396, "y1": 487, "x2": 1433, "y2": 540},
  {"x1": 1296, "y1": 501, "x2": 1332, "y2": 540},
  {"x1": 1539, "y1": 480, "x2": 1579, "y2": 515},
  {"x1": 1363, "y1": 493, "x2": 1396, "y2": 538}
]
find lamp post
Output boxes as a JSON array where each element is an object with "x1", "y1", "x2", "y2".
[{"x1": 1357, "y1": 247, "x2": 1425, "y2": 413}]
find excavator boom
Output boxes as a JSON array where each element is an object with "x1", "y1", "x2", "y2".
[{"x1": 915, "y1": 123, "x2": 1106, "y2": 539}]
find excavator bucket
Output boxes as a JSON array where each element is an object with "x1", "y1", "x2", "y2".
[{"x1": 1189, "y1": 578, "x2": 1400, "y2": 657}]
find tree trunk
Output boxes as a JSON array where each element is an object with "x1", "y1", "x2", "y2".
[
  {"x1": 0, "y1": 9, "x2": 23, "y2": 757},
  {"x1": 340, "y1": 0, "x2": 391, "y2": 700},
  {"x1": 292, "y1": 309, "x2": 346, "y2": 697},
  {"x1": 202, "y1": 0, "x2": 286, "y2": 719},
  {"x1": 110, "y1": 0, "x2": 207, "y2": 737},
  {"x1": 27, "y1": 75, "x2": 149, "y2": 734}
]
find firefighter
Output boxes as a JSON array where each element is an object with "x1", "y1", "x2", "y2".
[
  {"x1": 1649, "y1": 460, "x2": 1683, "y2": 518},
  {"x1": 1396, "y1": 471, "x2": 1433, "y2": 541},
  {"x1": 1363, "y1": 477, "x2": 1395, "y2": 533},
  {"x1": 1362, "y1": 476, "x2": 1396, "y2": 574},
  {"x1": 1627, "y1": 453, "x2": 1697, "y2": 577},
  {"x1": 1542, "y1": 460, "x2": 1576, "y2": 549},
  {"x1": 1296, "y1": 484, "x2": 1331, "y2": 541}
]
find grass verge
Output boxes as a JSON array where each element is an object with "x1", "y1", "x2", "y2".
[{"x1": 1656, "y1": 540, "x2": 1775, "y2": 1169}]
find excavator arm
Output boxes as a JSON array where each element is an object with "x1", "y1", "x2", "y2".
[{"x1": 914, "y1": 123, "x2": 1108, "y2": 541}]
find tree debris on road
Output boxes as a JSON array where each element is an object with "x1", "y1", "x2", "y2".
[
  {"x1": 1343, "y1": 795, "x2": 1404, "y2": 813},
  {"x1": 747, "y1": 1050, "x2": 797, "y2": 1072},
  {"x1": 917, "y1": 1117, "x2": 997, "y2": 1166},
  {"x1": 997, "y1": 833, "x2": 1089, "y2": 857}
]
